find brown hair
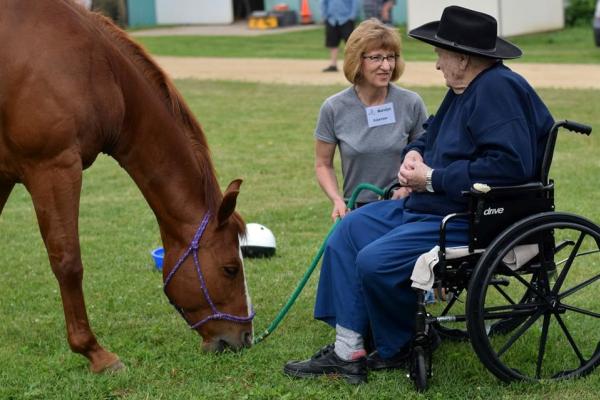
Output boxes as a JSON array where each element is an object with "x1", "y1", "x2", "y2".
[{"x1": 343, "y1": 18, "x2": 406, "y2": 84}]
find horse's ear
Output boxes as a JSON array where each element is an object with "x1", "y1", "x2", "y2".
[{"x1": 217, "y1": 179, "x2": 243, "y2": 227}]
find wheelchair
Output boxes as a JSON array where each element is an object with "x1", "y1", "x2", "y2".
[{"x1": 389, "y1": 120, "x2": 599, "y2": 391}]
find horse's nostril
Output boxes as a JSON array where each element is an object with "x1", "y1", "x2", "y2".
[
  {"x1": 242, "y1": 331, "x2": 253, "y2": 347},
  {"x1": 217, "y1": 339, "x2": 229, "y2": 352}
]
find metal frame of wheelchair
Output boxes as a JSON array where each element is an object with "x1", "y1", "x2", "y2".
[{"x1": 403, "y1": 120, "x2": 600, "y2": 391}]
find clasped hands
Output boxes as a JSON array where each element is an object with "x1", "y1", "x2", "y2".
[
  {"x1": 332, "y1": 150, "x2": 431, "y2": 219},
  {"x1": 394, "y1": 150, "x2": 431, "y2": 199}
]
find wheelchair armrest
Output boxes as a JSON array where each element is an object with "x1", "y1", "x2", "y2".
[
  {"x1": 461, "y1": 182, "x2": 550, "y2": 198},
  {"x1": 439, "y1": 212, "x2": 470, "y2": 254}
]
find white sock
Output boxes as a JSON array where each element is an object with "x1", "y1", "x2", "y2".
[{"x1": 334, "y1": 324, "x2": 366, "y2": 361}]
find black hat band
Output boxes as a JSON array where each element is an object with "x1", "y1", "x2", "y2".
[{"x1": 433, "y1": 34, "x2": 497, "y2": 53}]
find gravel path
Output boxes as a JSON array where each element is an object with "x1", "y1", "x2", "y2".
[
  {"x1": 134, "y1": 23, "x2": 600, "y2": 89},
  {"x1": 154, "y1": 56, "x2": 600, "y2": 90}
]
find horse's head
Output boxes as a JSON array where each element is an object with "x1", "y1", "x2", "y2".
[{"x1": 163, "y1": 180, "x2": 253, "y2": 352}]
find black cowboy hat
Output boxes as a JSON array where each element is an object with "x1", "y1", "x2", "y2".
[{"x1": 408, "y1": 5, "x2": 522, "y2": 59}]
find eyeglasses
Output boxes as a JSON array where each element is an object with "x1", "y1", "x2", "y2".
[{"x1": 362, "y1": 54, "x2": 398, "y2": 64}]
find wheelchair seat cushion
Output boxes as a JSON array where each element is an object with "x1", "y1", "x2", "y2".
[
  {"x1": 410, "y1": 244, "x2": 539, "y2": 291},
  {"x1": 501, "y1": 244, "x2": 538, "y2": 271}
]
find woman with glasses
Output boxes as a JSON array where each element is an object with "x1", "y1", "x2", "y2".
[{"x1": 314, "y1": 18, "x2": 428, "y2": 222}]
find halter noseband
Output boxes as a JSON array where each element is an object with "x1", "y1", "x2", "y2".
[{"x1": 163, "y1": 211, "x2": 255, "y2": 329}]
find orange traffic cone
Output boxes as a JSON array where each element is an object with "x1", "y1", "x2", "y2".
[{"x1": 300, "y1": 0, "x2": 314, "y2": 25}]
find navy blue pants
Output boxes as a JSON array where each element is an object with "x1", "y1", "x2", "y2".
[{"x1": 314, "y1": 199, "x2": 469, "y2": 358}]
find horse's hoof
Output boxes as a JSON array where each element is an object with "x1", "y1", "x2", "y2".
[
  {"x1": 105, "y1": 359, "x2": 126, "y2": 373},
  {"x1": 90, "y1": 358, "x2": 126, "y2": 373}
]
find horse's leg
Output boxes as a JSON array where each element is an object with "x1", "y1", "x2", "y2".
[
  {"x1": 0, "y1": 182, "x2": 15, "y2": 216},
  {"x1": 24, "y1": 156, "x2": 124, "y2": 373}
]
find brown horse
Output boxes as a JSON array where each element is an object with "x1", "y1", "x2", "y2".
[{"x1": 0, "y1": 0, "x2": 253, "y2": 372}]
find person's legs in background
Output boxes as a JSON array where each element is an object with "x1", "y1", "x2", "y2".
[
  {"x1": 380, "y1": 0, "x2": 395, "y2": 25},
  {"x1": 363, "y1": 0, "x2": 379, "y2": 19},
  {"x1": 323, "y1": 21, "x2": 340, "y2": 72},
  {"x1": 324, "y1": 48, "x2": 339, "y2": 72},
  {"x1": 323, "y1": 20, "x2": 355, "y2": 72}
]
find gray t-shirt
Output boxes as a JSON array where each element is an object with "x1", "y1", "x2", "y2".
[{"x1": 315, "y1": 84, "x2": 428, "y2": 203}]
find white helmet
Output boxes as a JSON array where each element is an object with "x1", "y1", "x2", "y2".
[{"x1": 240, "y1": 223, "x2": 276, "y2": 258}]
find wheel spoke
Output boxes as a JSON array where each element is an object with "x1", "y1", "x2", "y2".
[
  {"x1": 483, "y1": 310, "x2": 537, "y2": 321},
  {"x1": 559, "y1": 273, "x2": 600, "y2": 300},
  {"x1": 552, "y1": 231, "x2": 585, "y2": 294},
  {"x1": 491, "y1": 283, "x2": 517, "y2": 305},
  {"x1": 483, "y1": 303, "x2": 540, "y2": 325},
  {"x1": 537, "y1": 240, "x2": 553, "y2": 294},
  {"x1": 469, "y1": 216, "x2": 600, "y2": 383},
  {"x1": 496, "y1": 308, "x2": 544, "y2": 358},
  {"x1": 560, "y1": 303, "x2": 600, "y2": 318},
  {"x1": 536, "y1": 313, "x2": 551, "y2": 379},
  {"x1": 555, "y1": 249, "x2": 600, "y2": 267},
  {"x1": 483, "y1": 302, "x2": 539, "y2": 314},
  {"x1": 440, "y1": 289, "x2": 461, "y2": 316},
  {"x1": 502, "y1": 269, "x2": 552, "y2": 307},
  {"x1": 554, "y1": 313, "x2": 585, "y2": 364}
]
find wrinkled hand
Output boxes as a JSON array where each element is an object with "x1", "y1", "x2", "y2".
[
  {"x1": 391, "y1": 186, "x2": 412, "y2": 199},
  {"x1": 404, "y1": 150, "x2": 423, "y2": 165},
  {"x1": 398, "y1": 151, "x2": 423, "y2": 184},
  {"x1": 331, "y1": 199, "x2": 349, "y2": 221},
  {"x1": 399, "y1": 157, "x2": 430, "y2": 192}
]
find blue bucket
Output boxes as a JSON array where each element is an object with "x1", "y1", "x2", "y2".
[{"x1": 151, "y1": 247, "x2": 164, "y2": 271}]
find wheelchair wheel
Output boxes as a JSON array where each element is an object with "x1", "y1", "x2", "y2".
[
  {"x1": 434, "y1": 283, "x2": 535, "y2": 341},
  {"x1": 466, "y1": 212, "x2": 600, "y2": 382},
  {"x1": 410, "y1": 345, "x2": 430, "y2": 392}
]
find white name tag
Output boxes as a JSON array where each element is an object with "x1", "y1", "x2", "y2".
[{"x1": 366, "y1": 102, "x2": 396, "y2": 128}]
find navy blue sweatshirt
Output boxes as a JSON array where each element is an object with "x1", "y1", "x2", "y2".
[{"x1": 403, "y1": 62, "x2": 554, "y2": 216}]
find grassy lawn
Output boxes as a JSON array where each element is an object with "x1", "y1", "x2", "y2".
[
  {"x1": 0, "y1": 80, "x2": 599, "y2": 399},
  {"x1": 134, "y1": 25, "x2": 600, "y2": 64}
]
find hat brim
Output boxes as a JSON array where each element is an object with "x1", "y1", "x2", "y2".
[{"x1": 408, "y1": 21, "x2": 522, "y2": 60}]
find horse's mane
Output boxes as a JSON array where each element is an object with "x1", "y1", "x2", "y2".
[{"x1": 85, "y1": 10, "x2": 234, "y2": 223}]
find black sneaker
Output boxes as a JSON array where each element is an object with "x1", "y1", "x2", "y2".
[
  {"x1": 283, "y1": 344, "x2": 367, "y2": 384},
  {"x1": 367, "y1": 347, "x2": 410, "y2": 371},
  {"x1": 322, "y1": 65, "x2": 338, "y2": 72}
]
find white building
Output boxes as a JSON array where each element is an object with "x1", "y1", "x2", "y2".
[
  {"x1": 407, "y1": 0, "x2": 564, "y2": 37},
  {"x1": 128, "y1": 0, "x2": 238, "y2": 27}
]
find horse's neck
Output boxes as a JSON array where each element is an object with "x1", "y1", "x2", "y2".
[
  {"x1": 111, "y1": 94, "x2": 219, "y2": 247},
  {"x1": 85, "y1": 24, "x2": 222, "y2": 247}
]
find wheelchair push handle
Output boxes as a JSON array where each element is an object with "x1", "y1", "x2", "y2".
[
  {"x1": 542, "y1": 119, "x2": 592, "y2": 186},
  {"x1": 560, "y1": 120, "x2": 592, "y2": 135}
]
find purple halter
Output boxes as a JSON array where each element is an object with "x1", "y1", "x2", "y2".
[{"x1": 163, "y1": 211, "x2": 255, "y2": 329}]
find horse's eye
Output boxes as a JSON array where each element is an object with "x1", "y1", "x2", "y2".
[{"x1": 223, "y1": 266, "x2": 239, "y2": 278}]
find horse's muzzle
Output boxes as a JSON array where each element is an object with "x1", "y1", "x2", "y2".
[{"x1": 202, "y1": 330, "x2": 253, "y2": 353}]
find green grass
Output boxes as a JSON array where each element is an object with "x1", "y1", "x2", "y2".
[
  {"x1": 0, "y1": 81, "x2": 599, "y2": 399},
  {"x1": 134, "y1": 25, "x2": 600, "y2": 64}
]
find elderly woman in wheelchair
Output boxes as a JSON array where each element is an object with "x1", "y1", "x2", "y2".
[{"x1": 283, "y1": 5, "x2": 600, "y2": 391}]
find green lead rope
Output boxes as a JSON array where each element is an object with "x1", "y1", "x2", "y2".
[{"x1": 253, "y1": 183, "x2": 385, "y2": 344}]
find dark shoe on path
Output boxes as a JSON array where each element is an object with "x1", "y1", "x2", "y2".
[
  {"x1": 283, "y1": 344, "x2": 367, "y2": 384},
  {"x1": 322, "y1": 65, "x2": 338, "y2": 72}
]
